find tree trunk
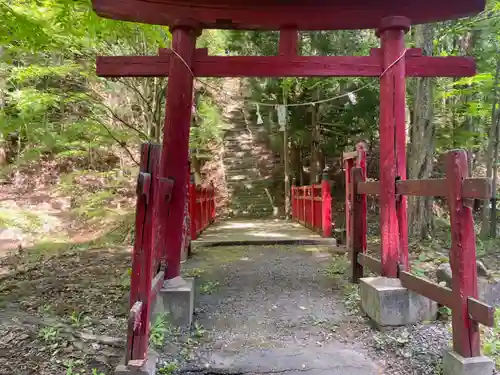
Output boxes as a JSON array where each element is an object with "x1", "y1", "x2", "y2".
[
  {"x1": 283, "y1": 85, "x2": 290, "y2": 218},
  {"x1": 408, "y1": 23, "x2": 435, "y2": 240},
  {"x1": 310, "y1": 90, "x2": 320, "y2": 184},
  {"x1": 480, "y1": 55, "x2": 500, "y2": 237},
  {"x1": 459, "y1": 31, "x2": 480, "y2": 172}
]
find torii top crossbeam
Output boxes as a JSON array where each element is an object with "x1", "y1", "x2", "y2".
[{"x1": 93, "y1": 0, "x2": 485, "y2": 30}]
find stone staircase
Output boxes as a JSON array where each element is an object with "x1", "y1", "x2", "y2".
[{"x1": 222, "y1": 94, "x2": 280, "y2": 217}]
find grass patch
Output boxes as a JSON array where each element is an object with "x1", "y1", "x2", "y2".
[
  {"x1": 183, "y1": 267, "x2": 205, "y2": 278},
  {"x1": 56, "y1": 168, "x2": 135, "y2": 224},
  {"x1": 21, "y1": 214, "x2": 134, "y2": 263},
  {"x1": 0, "y1": 208, "x2": 44, "y2": 232},
  {"x1": 342, "y1": 284, "x2": 361, "y2": 315},
  {"x1": 324, "y1": 254, "x2": 349, "y2": 278},
  {"x1": 194, "y1": 246, "x2": 250, "y2": 268},
  {"x1": 199, "y1": 281, "x2": 220, "y2": 295},
  {"x1": 482, "y1": 308, "x2": 500, "y2": 367},
  {"x1": 149, "y1": 313, "x2": 171, "y2": 348}
]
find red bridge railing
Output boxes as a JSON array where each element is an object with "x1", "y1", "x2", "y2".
[
  {"x1": 346, "y1": 148, "x2": 495, "y2": 361},
  {"x1": 291, "y1": 172, "x2": 332, "y2": 237},
  {"x1": 126, "y1": 143, "x2": 216, "y2": 365},
  {"x1": 190, "y1": 181, "x2": 216, "y2": 240}
]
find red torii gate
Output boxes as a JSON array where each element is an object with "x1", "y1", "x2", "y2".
[
  {"x1": 92, "y1": 0, "x2": 486, "y2": 369},
  {"x1": 96, "y1": 23, "x2": 476, "y2": 280}
]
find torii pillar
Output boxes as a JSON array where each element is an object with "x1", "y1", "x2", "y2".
[
  {"x1": 377, "y1": 16, "x2": 409, "y2": 277},
  {"x1": 155, "y1": 22, "x2": 199, "y2": 328}
]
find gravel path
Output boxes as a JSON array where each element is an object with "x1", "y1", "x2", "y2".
[{"x1": 158, "y1": 243, "x2": 498, "y2": 375}]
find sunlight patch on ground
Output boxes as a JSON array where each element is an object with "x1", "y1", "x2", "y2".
[{"x1": 250, "y1": 231, "x2": 290, "y2": 238}]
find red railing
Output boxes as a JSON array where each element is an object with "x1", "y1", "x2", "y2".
[
  {"x1": 190, "y1": 182, "x2": 216, "y2": 240},
  {"x1": 347, "y1": 148, "x2": 495, "y2": 361},
  {"x1": 343, "y1": 142, "x2": 367, "y2": 252},
  {"x1": 291, "y1": 173, "x2": 332, "y2": 237},
  {"x1": 128, "y1": 143, "x2": 166, "y2": 364},
  {"x1": 127, "y1": 143, "x2": 216, "y2": 365}
]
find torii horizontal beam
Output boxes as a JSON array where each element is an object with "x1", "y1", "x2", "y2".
[{"x1": 96, "y1": 48, "x2": 475, "y2": 78}]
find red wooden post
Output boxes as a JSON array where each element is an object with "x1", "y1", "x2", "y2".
[
  {"x1": 350, "y1": 167, "x2": 365, "y2": 282},
  {"x1": 311, "y1": 184, "x2": 316, "y2": 230},
  {"x1": 201, "y1": 187, "x2": 207, "y2": 230},
  {"x1": 446, "y1": 150, "x2": 480, "y2": 358},
  {"x1": 189, "y1": 174, "x2": 196, "y2": 241},
  {"x1": 302, "y1": 186, "x2": 307, "y2": 226},
  {"x1": 377, "y1": 16, "x2": 409, "y2": 277},
  {"x1": 161, "y1": 25, "x2": 198, "y2": 280},
  {"x1": 356, "y1": 143, "x2": 368, "y2": 256},
  {"x1": 306, "y1": 185, "x2": 312, "y2": 228},
  {"x1": 203, "y1": 187, "x2": 208, "y2": 229},
  {"x1": 200, "y1": 187, "x2": 204, "y2": 231},
  {"x1": 128, "y1": 143, "x2": 160, "y2": 361},
  {"x1": 128, "y1": 143, "x2": 149, "y2": 361},
  {"x1": 322, "y1": 170, "x2": 332, "y2": 237},
  {"x1": 196, "y1": 185, "x2": 200, "y2": 235},
  {"x1": 344, "y1": 157, "x2": 354, "y2": 249},
  {"x1": 210, "y1": 181, "x2": 215, "y2": 223}
]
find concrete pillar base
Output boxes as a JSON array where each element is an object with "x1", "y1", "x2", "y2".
[
  {"x1": 115, "y1": 349, "x2": 158, "y2": 375},
  {"x1": 360, "y1": 276, "x2": 437, "y2": 327},
  {"x1": 153, "y1": 276, "x2": 195, "y2": 328},
  {"x1": 443, "y1": 351, "x2": 494, "y2": 375}
]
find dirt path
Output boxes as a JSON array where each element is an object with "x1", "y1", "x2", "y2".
[{"x1": 167, "y1": 244, "x2": 380, "y2": 375}]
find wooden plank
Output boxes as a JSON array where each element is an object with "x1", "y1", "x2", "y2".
[
  {"x1": 446, "y1": 150, "x2": 480, "y2": 358},
  {"x1": 463, "y1": 178, "x2": 493, "y2": 199},
  {"x1": 196, "y1": 55, "x2": 382, "y2": 77},
  {"x1": 97, "y1": 53, "x2": 476, "y2": 79},
  {"x1": 467, "y1": 298, "x2": 495, "y2": 327},
  {"x1": 396, "y1": 179, "x2": 447, "y2": 196},
  {"x1": 395, "y1": 178, "x2": 491, "y2": 198},
  {"x1": 97, "y1": 54, "x2": 383, "y2": 77},
  {"x1": 406, "y1": 56, "x2": 476, "y2": 77},
  {"x1": 357, "y1": 253, "x2": 382, "y2": 275},
  {"x1": 357, "y1": 181, "x2": 380, "y2": 195},
  {"x1": 150, "y1": 270, "x2": 165, "y2": 301},
  {"x1": 399, "y1": 271, "x2": 454, "y2": 307},
  {"x1": 96, "y1": 56, "x2": 169, "y2": 77},
  {"x1": 279, "y1": 28, "x2": 298, "y2": 56},
  {"x1": 399, "y1": 272, "x2": 494, "y2": 327}
]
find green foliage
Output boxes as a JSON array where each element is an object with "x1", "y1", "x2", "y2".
[
  {"x1": 191, "y1": 96, "x2": 226, "y2": 150},
  {"x1": 38, "y1": 326, "x2": 59, "y2": 342},
  {"x1": 158, "y1": 362, "x2": 179, "y2": 375},
  {"x1": 342, "y1": 284, "x2": 361, "y2": 315},
  {"x1": 0, "y1": 209, "x2": 43, "y2": 232},
  {"x1": 149, "y1": 313, "x2": 170, "y2": 348},
  {"x1": 199, "y1": 281, "x2": 220, "y2": 295},
  {"x1": 192, "y1": 321, "x2": 206, "y2": 338},
  {"x1": 183, "y1": 267, "x2": 205, "y2": 278},
  {"x1": 324, "y1": 254, "x2": 349, "y2": 278}
]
